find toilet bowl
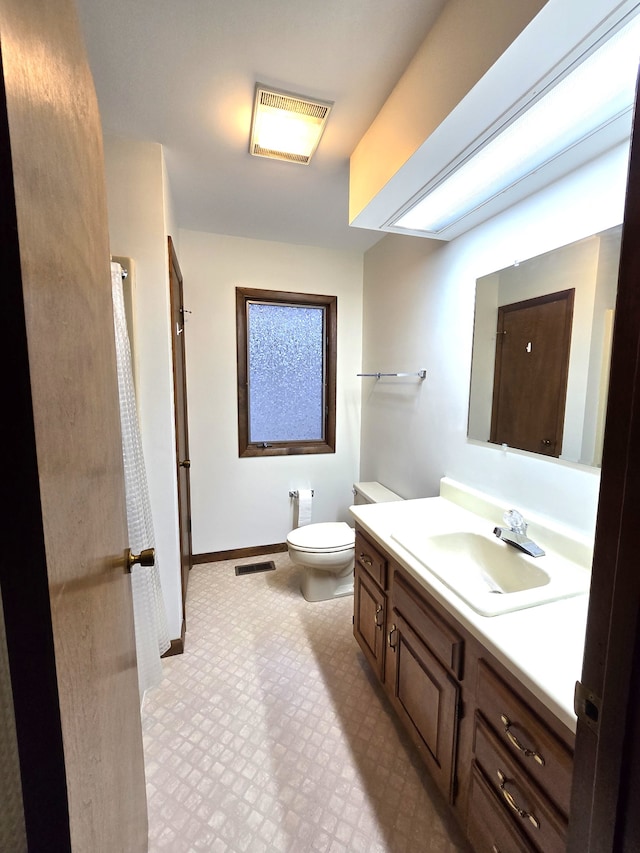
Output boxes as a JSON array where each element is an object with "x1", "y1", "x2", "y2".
[
  {"x1": 287, "y1": 482, "x2": 404, "y2": 602},
  {"x1": 288, "y1": 522, "x2": 355, "y2": 602}
]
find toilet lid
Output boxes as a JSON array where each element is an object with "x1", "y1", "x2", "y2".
[{"x1": 287, "y1": 522, "x2": 355, "y2": 552}]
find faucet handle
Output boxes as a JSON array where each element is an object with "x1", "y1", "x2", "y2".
[{"x1": 504, "y1": 509, "x2": 527, "y2": 535}]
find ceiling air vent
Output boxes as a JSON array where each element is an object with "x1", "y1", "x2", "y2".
[
  {"x1": 252, "y1": 146, "x2": 311, "y2": 165},
  {"x1": 249, "y1": 84, "x2": 333, "y2": 165}
]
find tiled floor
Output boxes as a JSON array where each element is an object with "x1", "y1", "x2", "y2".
[{"x1": 142, "y1": 551, "x2": 472, "y2": 852}]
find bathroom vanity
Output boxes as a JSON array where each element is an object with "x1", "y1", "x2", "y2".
[{"x1": 350, "y1": 479, "x2": 590, "y2": 853}]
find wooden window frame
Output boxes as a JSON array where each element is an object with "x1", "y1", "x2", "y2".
[{"x1": 236, "y1": 287, "x2": 337, "y2": 457}]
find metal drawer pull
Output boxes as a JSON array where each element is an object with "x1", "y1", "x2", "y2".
[
  {"x1": 359, "y1": 552, "x2": 373, "y2": 566},
  {"x1": 374, "y1": 604, "x2": 384, "y2": 628},
  {"x1": 388, "y1": 624, "x2": 398, "y2": 650},
  {"x1": 497, "y1": 770, "x2": 540, "y2": 829},
  {"x1": 500, "y1": 714, "x2": 545, "y2": 766}
]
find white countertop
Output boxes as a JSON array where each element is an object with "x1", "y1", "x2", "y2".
[{"x1": 349, "y1": 492, "x2": 590, "y2": 733}]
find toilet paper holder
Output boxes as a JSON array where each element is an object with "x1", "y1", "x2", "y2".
[{"x1": 289, "y1": 490, "x2": 314, "y2": 498}]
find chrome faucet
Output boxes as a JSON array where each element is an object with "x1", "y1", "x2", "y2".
[{"x1": 493, "y1": 509, "x2": 545, "y2": 557}]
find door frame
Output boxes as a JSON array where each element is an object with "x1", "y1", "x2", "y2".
[
  {"x1": 568, "y1": 69, "x2": 640, "y2": 851},
  {"x1": 168, "y1": 236, "x2": 193, "y2": 652}
]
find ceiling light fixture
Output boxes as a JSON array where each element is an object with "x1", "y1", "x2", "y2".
[
  {"x1": 249, "y1": 84, "x2": 333, "y2": 165},
  {"x1": 391, "y1": 11, "x2": 640, "y2": 235}
]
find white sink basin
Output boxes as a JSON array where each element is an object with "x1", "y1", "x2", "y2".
[{"x1": 390, "y1": 528, "x2": 590, "y2": 616}]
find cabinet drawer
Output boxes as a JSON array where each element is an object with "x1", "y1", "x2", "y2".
[
  {"x1": 473, "y1": 714, "x2": 567, "y2": 853},
  {"x1": 468, "y1": 763, "x2": 532, "y2": 853},
  {"x1": 476, "y1": 660, "x2": 573, "y2": 816},
  {"x1": 393, "y1": 572, "x2": 464, "y2": 678},
  {"x1": 355, "y1": 531, "x2": 388, "y2": 588}
]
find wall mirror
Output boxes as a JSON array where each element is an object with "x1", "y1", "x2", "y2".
[{"x1": 468, "y1": 225, "x2": 621, "y2": 467}]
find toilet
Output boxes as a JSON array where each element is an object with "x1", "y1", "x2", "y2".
[{"x1": 287, "y1": 482, "x2": 404, "y2": 602}]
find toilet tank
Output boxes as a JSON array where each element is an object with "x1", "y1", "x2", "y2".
[{"x1": 353, "y1": 482, "x2": 404, "y2": 505}]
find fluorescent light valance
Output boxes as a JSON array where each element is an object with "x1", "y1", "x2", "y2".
[
  {"x1": 249, "y1": 84, "x2": 333, "y2": 165},
  {"x1": 391, "y1": 11, "x2": 640, "y2": 235}
]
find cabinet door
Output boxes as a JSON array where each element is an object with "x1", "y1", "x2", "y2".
[
  {"x1": 353, "y1": 563, "x2": 386, "y2": 681},
  {"x1": 387, "y1": 611, "x2": 460, "y2": 802}
]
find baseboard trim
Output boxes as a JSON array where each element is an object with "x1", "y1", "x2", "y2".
[
  {"x1": 162, "y1": 619, "x2": 186, "y2": 657},
  {"x1": 193, "y1": 542, "x2": 287, "y2": 564}
]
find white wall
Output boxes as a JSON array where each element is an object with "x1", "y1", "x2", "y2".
[
  {"x1": 103, "y1": 135, "x2": 182, "y2": 639},
  {"x1": 360, "y1": 142, "x2": 630, "y2": 536},
  {"x1": 162, "y1": 153, "x2": 178, "y2": 255},
  {"x1": 178, "y1": 230, "x2": 363, "y2": 554}
]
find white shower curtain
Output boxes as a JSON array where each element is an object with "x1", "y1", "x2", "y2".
[{"x1": 111, "y1": 262, "x2": 170, "y2": 701}]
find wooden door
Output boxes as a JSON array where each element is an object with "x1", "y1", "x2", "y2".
[
  {"x1": 169, "y1": 237, "x2": 193, "y2": 644},
  {"x1": 490, "y1": 290, "x2": 574, "y2": 456},
  {"x1": 0, "y1": 2, "x2": 147, "y2": 850},
  {"x1": 568, "y1": 70, "x2": 640, "y2": 852}
]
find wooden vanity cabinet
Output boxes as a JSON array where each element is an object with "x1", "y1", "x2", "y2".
[
  {"x1": 472, "y1": 714, "x2": 567, "y2": 853},
  {"x1": 354, "y1": 529, "x2": 388, "y2": 589},
  {"x1": 387, "y1": 606, "x2": 461, "y2": 802},
  {"x1": 467, "y1": 763, "x2": 532, "y2": 853},
  {"x1": 351, "y1": 525, "x2": 575, "y2": 852},
  {"x1": 386, "y1": 568, "x2": 464, "y2": 803},
  {"x1": 353, "y1": 530, "x2": 388, "y2": 682},
  {"x1": 475, "y1": 660, "x2": 573, "y2": 818},
  {"x1": 472, "y1": 660, "x2": 574, "y2": 852},
  {"x1": 353, "y1": 563, "x2": 387, "y2": 681},
  {"x1": 353, "y1": 526, "x2": 467, "y2": 806}
]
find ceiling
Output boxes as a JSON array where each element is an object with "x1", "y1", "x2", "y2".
[{"x1": 74, "y1": 0, "x2": 448, "y2": 252}]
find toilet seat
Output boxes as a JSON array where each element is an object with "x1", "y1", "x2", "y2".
[{"x1": 287, "y1": 522, "x2": 355, "y2": 553}]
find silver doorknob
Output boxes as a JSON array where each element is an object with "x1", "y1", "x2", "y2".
[
  {"x1": 179, "y1": 459, "x2": 191, "y2": 468},
  {"x1": 127, "y1": 548, "x2": 155, "y2": 572}
]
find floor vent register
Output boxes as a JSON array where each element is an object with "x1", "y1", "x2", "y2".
[{"x1": 234, "y1": 561, "x2": 276, "y2": 576}]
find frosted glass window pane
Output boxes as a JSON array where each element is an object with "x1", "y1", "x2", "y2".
[{"x1": 248, "y1": 303, "x2": 324, "y2": 442}]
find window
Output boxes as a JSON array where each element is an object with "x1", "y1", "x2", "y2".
[{"x1": 236, "y1": 287, "x2": 336, "y2": 457}]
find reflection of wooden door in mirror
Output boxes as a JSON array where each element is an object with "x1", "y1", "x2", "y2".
[{"x1": 490, "y1": 289, "x2": 574, "y2": 456}]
